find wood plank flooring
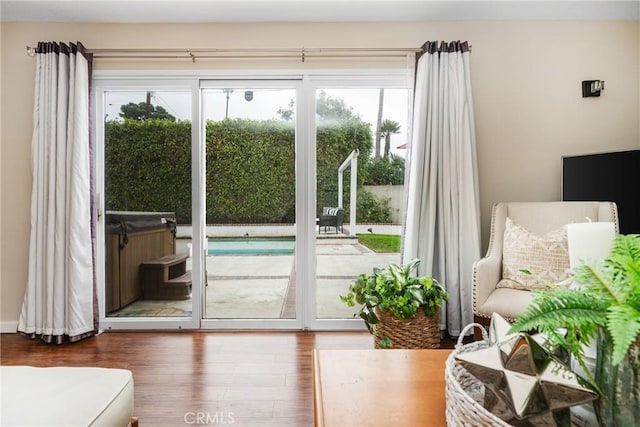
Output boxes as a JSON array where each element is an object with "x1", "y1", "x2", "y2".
[{"x1": 1, "y1": 331, "x2": 461, "y2": 426}]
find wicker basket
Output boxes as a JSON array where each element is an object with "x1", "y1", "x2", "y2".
[
  {"x1": 445, "y1": 323, "x2": 514, "y2": 427},
  {"x1": 372, "y1": 307, "x2": 440, "y2": 349}
]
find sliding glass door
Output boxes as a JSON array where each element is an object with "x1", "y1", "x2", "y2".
[
  {"x1": 307, "y1": 77, "x2": 410, "y2": 328},
  {"x1": 95, "y1": 73, "x2": 410, "y2": 330},
  {"x1": 200, "y1": 80, "x2": 301, "y2": 327},
  {"x1": 96, "y1": 79, "x2": 202, "y2": 329}
]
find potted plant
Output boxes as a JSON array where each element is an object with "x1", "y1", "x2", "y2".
[
  {"x1": 509, "y1": 234, "x2": 640, "y2": 427},
  {"x1": 340, "y1": 258, "x2": 449, "y2": 349}
]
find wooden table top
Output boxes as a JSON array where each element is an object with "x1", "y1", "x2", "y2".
[{"x1": 313, "y1": 349, "x2": 450, "y2": 427}]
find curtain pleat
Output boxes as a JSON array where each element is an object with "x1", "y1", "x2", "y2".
[
  {"x1": 403, "y1": 41, "x2": 480, "y2": 337},
  {"x1": 18, "y1": 41, "x2": 96, "y2": 343}
]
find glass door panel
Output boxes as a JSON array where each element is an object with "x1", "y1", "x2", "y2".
[
  {"x1": 315, "y1": 88, "x2": 408, "y2": 319},
  {"x1": 202, "y1": 85, "x2": 297, "y2": 320},
  {"x1": 103, "y1": 90, "x2": 194, "y2": 319}
]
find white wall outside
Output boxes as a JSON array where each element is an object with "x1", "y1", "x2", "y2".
[{"x1": 364, "y1": 185, "x2": 405, "y2": 224}]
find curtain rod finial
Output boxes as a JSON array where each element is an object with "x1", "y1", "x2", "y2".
[{"x1": 26, "y1": 46, "x2": 36, "y2": 57}]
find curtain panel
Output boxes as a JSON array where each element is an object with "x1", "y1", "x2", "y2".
[
  {"x1": 402, "y1": 40, "x2": 481, "y2": 337},
  {"x1": 18, "y1": 41, "x2": 97, "y2": 343}
]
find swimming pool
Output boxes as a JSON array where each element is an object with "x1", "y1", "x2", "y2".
[{"x1": 207, "y1": 238, "x2": 295, "y2": 255}]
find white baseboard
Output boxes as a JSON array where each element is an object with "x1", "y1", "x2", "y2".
[{"x1": 1, "y1": 321, "x2": 18, "y2": 333}]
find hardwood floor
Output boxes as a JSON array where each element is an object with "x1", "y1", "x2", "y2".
[{"x1": 1, "y1": 331, "x2": 461, "y2": 426}]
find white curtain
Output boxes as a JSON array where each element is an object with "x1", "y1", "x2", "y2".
[
  {"x1": 18, "y1": 42, "x2": 97, "y2": 343},
  {"x1": 402, "y1": 41, "x2": 481, "y2": 337}
]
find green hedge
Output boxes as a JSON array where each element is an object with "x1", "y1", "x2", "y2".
[
  {"x1": 206, "y1": 119, "x2": 295, "y2": 223},
  {"x1": 363, "y1": 154, "x2": 406, "y2": 186},
  {"x1": 105, "y1": 118, "x2": 386, "y2": 224},
  {"x1": 105, "y1": 120, "x2": 192, "y2": 223},
  {"x1": 353, "y1": 190, "x2": 392, "y2": 223},
  {"x1": 316, "y1": 120, "x2": 372, "y2": 217}
]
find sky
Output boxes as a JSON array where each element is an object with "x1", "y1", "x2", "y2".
[{"x1": 105, "y1": 87, "x2": 409, "y2": 158}]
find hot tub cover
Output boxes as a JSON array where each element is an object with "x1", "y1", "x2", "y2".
[{"x1": 106, "y1": 210, "x2": 176, "y2": 235}]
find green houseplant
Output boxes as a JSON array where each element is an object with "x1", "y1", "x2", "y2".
[
  {"x1": 509, "y1": 234, "x2": 640, "y2": 426},
  {"x1": 340, "y1": 259, "x2": 448, "y2": 349}
]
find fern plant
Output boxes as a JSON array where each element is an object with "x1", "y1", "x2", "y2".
[
  {"x1": 509, "y1": 234, "x2": 640, "y2": 389},
  {"x1": 340, "y1": 259, "x2": 448, "y2": 334}
]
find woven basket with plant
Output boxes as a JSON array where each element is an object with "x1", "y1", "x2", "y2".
[{"x1": 340, "y1": 259, "x2": 448, "y2": 349}]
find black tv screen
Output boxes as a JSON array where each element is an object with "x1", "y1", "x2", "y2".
[{"x1": 562, "y1": 149, "x2": 640, "y2": 234}]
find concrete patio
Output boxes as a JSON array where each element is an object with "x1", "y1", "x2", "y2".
[{"x1": 110, "y1": 227, "x2": 401, "y2": 320}]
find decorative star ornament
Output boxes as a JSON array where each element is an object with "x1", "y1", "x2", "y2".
[
  {"x1": 489, "y1": 312, "x2": 569, "y2": 364},
  {"x1": 455, "y1": 313, "x2": 597, "y2": 426}
]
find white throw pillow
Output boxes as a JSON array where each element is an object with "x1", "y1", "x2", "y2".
[{"x1": 496, "y1": 217, "x2": 570, "y2": 291}]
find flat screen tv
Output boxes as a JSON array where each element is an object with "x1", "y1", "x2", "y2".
[{"x1": 562, "y1": 149, "x2": 640, "y2": 234}]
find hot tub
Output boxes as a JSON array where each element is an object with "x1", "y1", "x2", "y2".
[{"x1": 105, "y1": 211, "x2": 177, "y2": 313}]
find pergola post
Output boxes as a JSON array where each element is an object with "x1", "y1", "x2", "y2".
[{"x1": 337, "y1": 149, "x2": 359, "y2": 236}]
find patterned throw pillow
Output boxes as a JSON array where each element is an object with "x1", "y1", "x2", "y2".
[
  {"x1": 323, "y1": 207, "x2": 339, "y2": 216},
  {"x1": 496, "y1": 217, "x2": 570, "y2": 291}
]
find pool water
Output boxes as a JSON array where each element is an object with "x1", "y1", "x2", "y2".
[{"x1": 207, "y1": 238, "x2": 295, "y2": 255}]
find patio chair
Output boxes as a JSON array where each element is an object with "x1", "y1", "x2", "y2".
[{"x1": 318, "y1": 207, "x2": 344, "y2": 233}]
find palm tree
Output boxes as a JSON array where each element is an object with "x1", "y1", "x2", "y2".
[
  {"x1": 222, "y1": 89, "x2": 234, "y2": 119},
  {"x1": 374, "y1": 89, "x2": 384, "y2": 159},
  {"x1": 380, "y1": 119, "x2": 401, "y2": 158}
]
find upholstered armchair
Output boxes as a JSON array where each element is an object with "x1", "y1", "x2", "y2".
[{"x1": 472, "y1": 201, "x2": 618, "y2": 329}]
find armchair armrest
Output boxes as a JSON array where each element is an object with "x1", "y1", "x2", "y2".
[
  {"x1": 472, "y1": 253, "x2": 502, "y2": 317},
  {"x1": 472, "y1": 202, "x2": 506, "y2": 317}
]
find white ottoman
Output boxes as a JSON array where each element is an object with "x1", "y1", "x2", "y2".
[{"x1": 1, "y1": 366, "x2": 135, "y2": 427}]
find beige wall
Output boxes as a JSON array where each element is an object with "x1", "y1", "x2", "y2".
[{"x1": 2, "y1": 21, "x2": 639, "y2": 326}]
